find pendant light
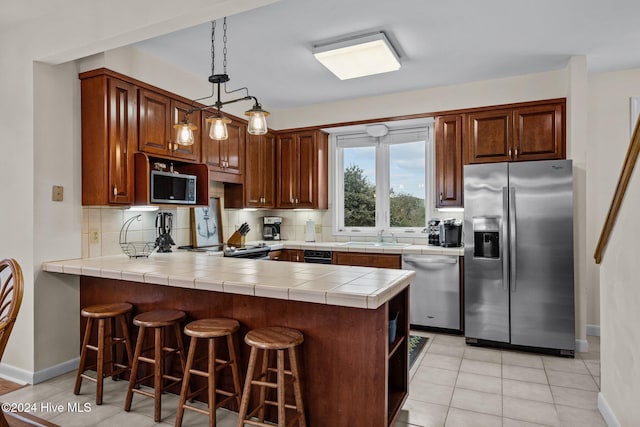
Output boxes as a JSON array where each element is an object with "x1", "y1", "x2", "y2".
[{"x1": 175, "y1": 18, "x2": 270, "y2": 143}]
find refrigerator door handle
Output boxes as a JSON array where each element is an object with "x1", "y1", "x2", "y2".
[
  {"x1": 509, "y1": 186, "x2": 517, "y2": 292},
  {"x1": 502, "y1": 187, "x2": 509, "y2": 291}
]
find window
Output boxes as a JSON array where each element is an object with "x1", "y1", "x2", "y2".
[{"x1": 334, "y1": 123, "x2": 434, "y2": 236}]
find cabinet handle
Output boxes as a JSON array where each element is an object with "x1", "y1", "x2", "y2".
[
  {"x1": 439, "y1": 192, "x2": 443, "y2": 203},
  {"x1": 514, "y1": 146, "x2": 519, "y2": 158},
  {"x1": 113, "y1": 185, "x2": 118, "y2": 196},
  {"x1": 508, "y1": 148, "x2": 512, "y2": 158}
]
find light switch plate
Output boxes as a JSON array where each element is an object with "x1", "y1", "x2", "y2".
[
  {"x1": 315, "y1": 224, "x2": 322, "y2": 233},
  {"x1": 52, "y1": 185, "x2": 64, "y2": 202}
]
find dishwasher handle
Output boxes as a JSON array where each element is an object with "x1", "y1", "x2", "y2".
[{"x1": 402, "y1": 256, "x2": 458, "y2": 264}]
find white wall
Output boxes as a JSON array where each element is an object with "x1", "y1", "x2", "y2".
[
  {"x1": 0, "y1": 0, "x2": 277, "y2": 382},
  {"x1": 589, "y1": 68, "x2": 640, "y2": 426}
]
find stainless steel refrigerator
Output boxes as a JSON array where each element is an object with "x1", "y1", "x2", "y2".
[{"x1": 464, "y1": 159, "x2": 574, "y2": 354}]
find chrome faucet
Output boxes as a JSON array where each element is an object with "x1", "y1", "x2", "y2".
[{"x1": 377, "y1": 229, "x2": 385, "y2": 242}]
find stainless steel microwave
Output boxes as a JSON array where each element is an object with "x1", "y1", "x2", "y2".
[{"x1": 150, "y1": 170, "x2": 197, "y2": 204}]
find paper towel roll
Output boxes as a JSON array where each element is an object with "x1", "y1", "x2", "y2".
[{"x1": 305, "y1": 220, "x2": 315, "y2": 242}]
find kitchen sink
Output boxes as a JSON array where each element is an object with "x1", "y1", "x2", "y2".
[{"x1": 338, "y1": 241, "x2": 411, "y2": 248}]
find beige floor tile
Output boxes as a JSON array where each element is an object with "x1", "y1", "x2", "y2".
[
  {"x1": 542, "y1": 356, "x2": 589, "y2": 375},
  {"x1": 546, "y1": 370, "x2": 598, "y2": 392},
  {"x1": 455, "y1": 371, "x2": 501, "y2": 395},
  {"x1": 579, "y1": 351, "x2": 600, "y2": 361},
  {"x1": 444, "y1": 407, "x2": 501, "y2": 427},
  {"x1": 584, "y1": 360, "x2": 600, "y2": 377},
  {"x1": 502, "y1": 365, "x2": 549, "y2": 384},
  {"x1": 432, "y1": 334, "x2": 466, "y2": 347},
  {"x1": 398, "y1": 399, "x2": 449, "y2": 427},
  {"x1": 502, "y1": 351, "x2": 544, "y2": 369},
  {"x1": 428, "y1": 343, "x2": 465, "y2": 357},
  {"x1": 412, "y1": 366, "x2": 459, "y2": 387},
  {"x1": 462, "y1": 347, "x2": 502, "y2": 364},
  {"x1": 409, "y1": 381, "x2": 454, "y2": 406},
  {"x1": 555, "y1": 404, "x2": 606, "y2": 426},
  {"x1": 550, "y1": 386, "x2": 598, "y2": 410},
  {"x1": 450, "y1": 388, "x2": 502, "y2": 417},
  {"x1": 94, "y1": 411, "x2": 159, "y2": 427},
  {"x1": 502, "y1": 378, "x2": 553, "y2": 403},
  {"x1": 48, "y1": 399, "x2": 123, "y2": 426},
  {"x1": 459, "y1": 359, "x2": 502, "y2": 378},
  {"x1": 503, "y1": 396, "x2": 560, "y2": 426},
  {"x1": 502, "y1": 418, "x2": 549, "y2": 427},
  {"x1": 420, "y1": 353, "x2": 462, "y2": 371}
]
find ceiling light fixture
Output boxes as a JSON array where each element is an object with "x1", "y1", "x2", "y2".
[
  {"x1": 313, "y1": 32, "x2": 401, "y2": 80},
  {"x1": 174, "y1": 18, "x2": 270, "y2": 144}
]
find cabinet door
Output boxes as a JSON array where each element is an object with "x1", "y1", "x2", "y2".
[
  {"x1": 466, "y1": 109, "x2": 512, "y2": 163},
  {"x1": 108, "y1": 78, "x2": 137, "y2": 204},
  {"x1": 435, "y1": 115, "x2": 463, "y2": 208},
  {"x1": 297, "y1": 131, "x2": 316, "y2": 208},
  {"x1": 224, "y1": 119, "x2": 245, "y2": 175},
  {"x1": 170, "y1": 99, "x2": 201, "y2": 162},
  {"x1": 333, "y1": 252, "x2": 401, "y2": 269},
  {"x1": 513, "y1": 103, "x2": 564, "y2": 161},
  {"x1": 261, "y1": 133, "x2": 276, "y2": 207},
  {"x1": 244, "y1": 133, "x2": 264, "y2": 207},
  {"x1": 277, "y1": 133, "x2": 297, "y2": 208},
  {"x1": 202, "y1": 112, "x2": 245, "y2": 182},
  {"x1": 138, "y1": 89, "x2": 171, "y2": 156}
]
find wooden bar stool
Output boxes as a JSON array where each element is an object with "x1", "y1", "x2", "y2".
[
  {"x1": 175, "y1": 318, "x2": 243, "y2": 427},
  {"x1": 237, "y1": 326, "x2": 306, "y2": 427},
  {"x1": 124, "y1": 309, "x2": 187, "y2": 422},
  {"x1": 74, "y1": 302, "x2": 133, "y2": 405}
]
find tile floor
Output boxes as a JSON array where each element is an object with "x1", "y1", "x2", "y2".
[{"x1": 0, "y1": 333, "x2": 604, "y2": 427}]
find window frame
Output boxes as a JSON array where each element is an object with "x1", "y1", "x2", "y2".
[{"x1": 332, "y1": 124, "x2": 435, "y2": 237}]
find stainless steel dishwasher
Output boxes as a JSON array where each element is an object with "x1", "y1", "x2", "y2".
[{"x1": 402, "y1": 254, "x2": 461, "y2": 331}]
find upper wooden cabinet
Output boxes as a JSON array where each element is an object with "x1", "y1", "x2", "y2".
[
  {"x1": 202, "y1": 112, "x2": 245, "y2": 184},
  {"x1": 138, "y1": 89, "x2": 201, "y2": 162},
  {"x1": 81, "y1": 74, "x2": 137, "y2": 205},
  {"x1": 244, "y1": 132, "x2": 276, "y2": 208},
  {"x1": 276, "y1": 130, "x2": 328, "y2": 209},
  {"x1": 435, "y1": 114, "x2": 464, "y2": 208},
  {"x1": 465, "y1": 100, "x2": 565, "y2": 164}
]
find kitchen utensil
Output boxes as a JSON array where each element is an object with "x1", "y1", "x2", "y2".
[{"x1": 155, "y1": 212, "x2": 175, "y2": 253}]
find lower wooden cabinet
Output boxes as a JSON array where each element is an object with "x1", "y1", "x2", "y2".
[
  {"x1": 332, "y1": 252, "x2": 401, "y2": 269},
  {"x1": 270, "y1": 249, "x2": 304, "y2": 262}
]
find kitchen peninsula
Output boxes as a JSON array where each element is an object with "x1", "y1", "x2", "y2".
[{"x1": 43, "y1": 252, "x2": 414, "y2": 426}]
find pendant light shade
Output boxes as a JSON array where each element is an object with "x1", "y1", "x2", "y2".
[
  {"x1": 207, "y1": 113, "x2": 232, "y2": 140},
  {"x1": 173, "y1": 117, "x2": 197, "y2": 146},
  {"x1": 245, "y1": 103, "x2": 270, "y2": 136}
]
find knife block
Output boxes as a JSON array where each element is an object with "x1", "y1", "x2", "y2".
[{"x1": 227, "y1": 231, "x2": 245, "y2": 247}]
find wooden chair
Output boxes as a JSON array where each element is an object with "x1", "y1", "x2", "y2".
[
  {"x1": 237, "y1": 326, "x2": 306, "y2": 427},
  {"x1": 0, "y1": 259, "x2": 24, "y2": 427},
  {"x1": 175, "y1": 318, "x2": 243, "y2": 427}
]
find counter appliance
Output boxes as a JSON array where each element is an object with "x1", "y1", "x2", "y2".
[
  {"x1": 155, "y1": 212, "x2": 175, "y2": 253},
  {"x1": 262, "y1": 216, "x2": 281, "y2": 240},
  {"x1": 402, "y1": 254, "x2": 461, "y2": 331},
  {"x1": 439, "y1": 218, "x2": 462, "y2": 247},
  {"x1": 464, "y1": 159, "x2": 574, "y2": 354}
]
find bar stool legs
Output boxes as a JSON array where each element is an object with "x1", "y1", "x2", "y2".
[
  {"x1": 124, "y1": 309, "x2": 187, "y2": 422},
  {"x1": 175, "y1": 318, "x2": 243, "y2": 427},
  {"x1": 74, "y1": 302, "x2": 133, "y2": 405},
  {"x1": 237, "y1": 326, "x2": 306, "y2": 427}
]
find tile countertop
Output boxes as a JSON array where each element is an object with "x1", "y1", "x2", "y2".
[
  {"x1": 253, "y1": 240, "x2": 464, "y2": 256},
  {"x1": 42, "y1": 252, "x2": 415, "y2": 310}
]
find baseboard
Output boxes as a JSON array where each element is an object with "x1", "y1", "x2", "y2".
[
  {"x1": 587, "y1": 324, "x2": 601, "y2": 337},
  {"x1": 575, "y1": 338, "x2": 589, "y2": 353},
  {"x1": 0, "y1": 357, "x2": 79, "y2": 385},
  {"x1": 598, "y1": 392, "x2": 621, "y2": 427}
]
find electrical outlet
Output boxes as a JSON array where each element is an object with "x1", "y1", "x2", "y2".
[
  {"x1": 90, "y1": 230, "x2": 100, "y2": 243},
  {"x1": 315, "y1": 224, "x2": 322, "y2": 233},
  {"x1": 52, "y1": 185, "x2": 64, "y2": 202}
]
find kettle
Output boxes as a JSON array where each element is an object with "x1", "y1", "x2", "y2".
[{"x1": 155, "y1": 212, "x2": 175, "y2": 253}]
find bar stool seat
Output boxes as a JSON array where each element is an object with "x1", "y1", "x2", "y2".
[
  {"x1": 175, "y1": 318, "x2": 243, "y2": 427},
  {"x1": 237, "y1": 326, "x2": 306, "y2": 427},
  {"x1": 74, "y1": 302, "x2": 133, "y2": 405},
  {"x1": 124, "y1": 309, "x2": 187, "y2": 422}
]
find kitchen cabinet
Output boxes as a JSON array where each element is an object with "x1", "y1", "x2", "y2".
[
  {"x1": 81, "y1": 74, "x2": 137, "y2": 205},
  {"x1": 138, "y1": 88, "x2": 201, "y2": 162},
  {"x1": 244, "y1": 132, "x2": 276, "y2": 207},
  {"x1": 276, "y1": 130, "x2": 328, "y2": 209},
  {"x1": 435, "y1": 114, "x2": 464, "y2": 208},
  {"x1": 333, "y1": 252, "x2": 401, "y2": 269},
  {"x1": 465, "y1": 100, "x2": 565, "y2": 164},
  {"x1": 202, "y1": 112, "x2": 245, "y2": 184},
  {"x1": 279, "y1": 249, "x2": 304, "y2": 262}
]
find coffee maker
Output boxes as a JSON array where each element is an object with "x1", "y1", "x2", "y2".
[
  {"x1": 439, "y1": 218, "x2": 463, "y2": 247},
  {"x1": 262, "y1": 216, "x2": 282, "y2": 240},
  {"x1": 155, "y1": 212, "x2": 175, "y2": 252}
]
